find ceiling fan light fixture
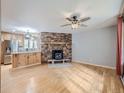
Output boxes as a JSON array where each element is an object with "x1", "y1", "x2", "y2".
[
  {"x1": 71, "y1": 23, "x2": 79, "y2": 29},
  {"x1": 61, "y1": 15, "x2": 90, "y2": 29}
]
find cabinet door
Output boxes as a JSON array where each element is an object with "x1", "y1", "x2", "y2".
[
  {"x1": 35, "y1": 53, "x2": 41, "y2": 63},
  {"x1": 28, "y1": 53, "x2": 34, "y2": 65},
  {"x1": 18, "y1": 54, "x2": 27, "y2": 67},
  {"x1": 12, "y1": 54, "x2": 18, "y2": 68}
]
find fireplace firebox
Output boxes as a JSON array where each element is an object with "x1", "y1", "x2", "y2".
[{"x1": 52, "y1": 50, "x2": 63, "y2": 60}]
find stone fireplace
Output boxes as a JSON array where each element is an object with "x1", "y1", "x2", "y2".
[{"x1": 41, "y1": 32, "x2": 72, "y2": 62}]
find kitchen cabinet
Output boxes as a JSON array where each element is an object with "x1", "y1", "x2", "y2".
[
  {"x1": 28, "y1": 53, "x2": 34, "y2": 64},
  {"x1": 35, "y1": 53, "x2": 41, "y2": 63},
  {"x1": 18, "y1": 54, "x2": 28, "y2": 66},
  {"x1": 12, "y1": 52, "x2": 41, "y2": 68}
]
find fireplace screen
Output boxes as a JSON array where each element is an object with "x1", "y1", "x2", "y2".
[{"x1": 52, "y1": 50, "x2": 63, "y2": 60}]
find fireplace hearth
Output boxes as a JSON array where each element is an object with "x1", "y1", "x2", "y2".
[{"x1": 52, "y1": 50, "x2": 63, "y2": 60}]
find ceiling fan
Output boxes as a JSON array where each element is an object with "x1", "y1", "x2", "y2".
[{"x1": 61, "y1": 16, "x2": 91, "y2": 29}]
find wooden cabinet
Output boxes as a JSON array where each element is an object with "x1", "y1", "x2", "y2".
[
  {"x1": 1, "y1": 32, "x2": 11, "y2": 40},
  {"x1": 17, "y1": 54, "x2": 27, "y2": 66},
  {"x1": 28, "y1": 53, "x2": 34, "y2": 65},
  {"x1": 12, "y1": 54, "x2": 28, "y2": 68},
  {"x1": 1, "y1": 32, "x2": 24, "y2": 46},
  {"x1": 35, "y1": 53, "x2": 41, "y2": 63},
  {"x1": 28, "y1": 53, "x2": 41, "y2": 65},
  {"x1": 12, "y1": 52, "x2": 41, "y2": 68}
]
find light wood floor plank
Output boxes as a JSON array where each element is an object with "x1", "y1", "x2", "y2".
[{"x1": 1, "y1": 63, "x2": 124, "y2": 93}]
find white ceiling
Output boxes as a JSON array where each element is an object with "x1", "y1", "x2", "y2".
[{"x1": 1, "y1": 0, "x2": 123, "y2": 33}]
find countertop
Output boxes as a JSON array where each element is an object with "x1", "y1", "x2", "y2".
[{"x1": 11, "y1": 51, "x2": 41, "y2": 54}]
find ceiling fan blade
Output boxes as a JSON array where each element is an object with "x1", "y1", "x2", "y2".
[
  {"x1": 66, "y1": 18, "x2": 72, "y2": 21},
  {"x1": 79, "y1": 17, "x2": 91, "y2": 22},
  {"x1": 80, "y1": 24, "x2": 88, "y2": 27},
  {"x1": 61, "y1": 24, "x2": 72, "y2": 27}
]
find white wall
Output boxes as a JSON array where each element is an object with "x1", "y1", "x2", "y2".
[{"x1": 72, "y1": 26, "x2": 117, "y2": 68}]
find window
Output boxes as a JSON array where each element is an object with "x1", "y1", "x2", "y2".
[
  {"x1": 34, "y1": 40, "x2": 37, "y2": 49},
  {"x1": 24, "y1": 33, "x2": 38, "y2": 51},
  {"x1": 24, "y1": 39, "x2": 29, "y2": 49}
]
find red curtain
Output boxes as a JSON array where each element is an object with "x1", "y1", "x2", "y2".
[{"x1": 116, "y1": 16, "x2": 123, "y2": 75}]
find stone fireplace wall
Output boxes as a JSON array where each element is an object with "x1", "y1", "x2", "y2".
[{"x1": 41, "y1": 32, "x2": 72, "y2": 62}]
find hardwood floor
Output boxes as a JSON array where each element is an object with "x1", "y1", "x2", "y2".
[{"x1": 1, "y1": 63, "x2": 124, "y2": 93}]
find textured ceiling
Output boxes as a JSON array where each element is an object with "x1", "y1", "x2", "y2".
[{"x1": 1, "y1": 0, "x2": 123, "y2": 33}]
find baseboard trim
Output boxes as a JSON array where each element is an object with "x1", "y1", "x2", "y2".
[{"x1": 72, "y1": 60, "x2": 115, "y2": 70}]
